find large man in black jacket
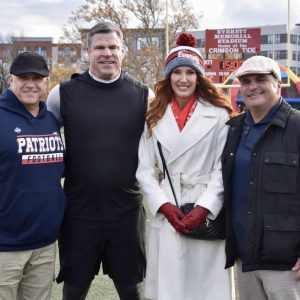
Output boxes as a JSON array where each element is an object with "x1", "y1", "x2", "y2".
[
  {"x1": 47, "y1": 22, "x2": 151, "y2": 300},
  {"x1": 222, "y1": 55, "x2": 300, "y2": 300}
]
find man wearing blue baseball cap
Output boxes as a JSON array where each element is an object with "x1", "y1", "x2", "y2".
[
  {"x1": 222, "y1": 55, "x2": 300, "y2": 300},
  {"x1": 0, "y1": 52, "x2": 66, "y2": 300}
]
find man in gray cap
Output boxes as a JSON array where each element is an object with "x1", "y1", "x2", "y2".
[
  {"x1": 0, "y1": 52, "x2": 66, "y2": 300},
  {"x1": 222, "y1": 55, "x2": 300, "y2": 299}
]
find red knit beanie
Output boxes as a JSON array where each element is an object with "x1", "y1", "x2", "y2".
[{"x1": 164, "y1": 32, "x2": 205, "y2": 77}]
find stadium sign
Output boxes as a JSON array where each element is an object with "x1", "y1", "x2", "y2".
[{"x1": 205, "y1": 28, "x2": 261, "y2": 54}]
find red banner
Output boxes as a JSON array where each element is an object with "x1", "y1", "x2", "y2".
[{"x1": 205, "y1": 28, "x2": 261, "y2": 54}]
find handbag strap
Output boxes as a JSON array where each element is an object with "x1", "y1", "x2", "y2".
[{"x1": 157, "y1": 141, "x2": 179, "y2": 208}]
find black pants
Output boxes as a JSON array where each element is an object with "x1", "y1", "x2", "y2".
[
  {"x1": 62, "y1": 281, "x2": 142, "y2": 300},
  {"x1": 57, "y1": 209, "x2": 146, "y2": 287}
]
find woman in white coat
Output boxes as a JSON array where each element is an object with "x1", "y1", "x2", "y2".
[{"x1": 136, "y1": 32, "x2": 234, "y2": 300}]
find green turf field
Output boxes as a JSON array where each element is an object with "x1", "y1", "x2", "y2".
[{"x1": 51, "y1": 263, "x2": 119, "y2": 299}]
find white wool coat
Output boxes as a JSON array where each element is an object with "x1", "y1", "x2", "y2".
[{"x1": 136, "y1": 99, "x2": 233, "y2": 300}]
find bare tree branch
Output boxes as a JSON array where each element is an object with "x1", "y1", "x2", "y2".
[{"x1": 62, "y1": 0, "x2": 201, "y2": 85}]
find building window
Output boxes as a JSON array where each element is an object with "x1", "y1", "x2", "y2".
[
  {"x1": 293, "y1": 51, "x2": 297, "y2": 61},
  {"x1": 261, "y1": 35, "x2": 268, "y2": 44},
  {"x1": 291, "y1": 35, "x2": 297, "y2": 44},
  {"x1": 267, "y1": 34, "x2": 274, "y2": 44},
  {"x1": 261, "y1": 51, "x2": 273, "y2": 58},
  {"x1": 151, "y1": 37, "x2": 159, "y2": 49},
  {"x1": 264, "y1": 34, "x2": 287, "y2": 44},
  {"x1": 280, "y1": 34, "x2": 287, "y2": 43},
  {"x1": 137, "y1": 38, "x2": 147, "y2": 50},
  {"x1": 267, "y1": 51, "x2": 273, "y2": 59},
  {"x1": 58, "y1": 50, "x2": 64, "y2": 58},
  {"x1": 18, "y1": 47, "x2": 29, "y2": 53},
  {"x1": 34, "y1": 46, "x2": 46, "y2": 58},
  {"x1": 297, "y1": 52, "x2": 300, "y2": 61},
  {"x1": 137, "y1": 37, "x2": 159, "y2": 50},
  {"x1": 274, "y1": 34, "x2": 280, "y2": 44},
  {"x1": 64, "y1": 47, "x2": 71, "y2": 57},
  {"x1": 274, "y1": 50, "x2": 287, "y2": 60}
]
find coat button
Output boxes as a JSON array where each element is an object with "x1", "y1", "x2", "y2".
[
  {"x1": 266, "y1": 225, "x2": 271, "y2": 230},
  {"x1": 265, "y1": 158, "x2": 269, "y2": 162},
  {"x1": 247, "y1": 211, "x2": 252, "y2": 215},
  {"x1": 253, "y1": 152, "x2": 257, "y2": 156},
  {"x1": 249, "y1": 181, "x2": 254, "y2": 185},
  {"x1": 230, "y1": 153, "x2": 234, "y2": 156}
]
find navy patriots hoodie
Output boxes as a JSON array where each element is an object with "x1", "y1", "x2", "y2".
[{"x1": 0, "y1": 89, "x2": 66, "y2": 251}]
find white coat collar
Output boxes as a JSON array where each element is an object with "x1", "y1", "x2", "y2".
[{"x1": 153, "y1": 99, "x2": 218, "y2": 164}]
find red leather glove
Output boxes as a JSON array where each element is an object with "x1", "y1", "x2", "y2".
[
  {"x1": 182, "y1": 205, "x2": 208, "y2": 230},
  {"x1": 158, "y1": 203, "x2": 186, "y2": 233}
]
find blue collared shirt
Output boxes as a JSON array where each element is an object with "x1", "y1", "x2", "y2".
[{"x1": 231, "y1": 99, "x2": 282, "y2": 259}]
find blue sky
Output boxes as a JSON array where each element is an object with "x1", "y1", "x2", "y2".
[{"x1": 0, "y1": 0, "x2": 299, "y2": 42}]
